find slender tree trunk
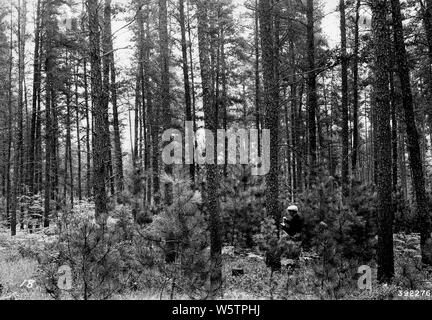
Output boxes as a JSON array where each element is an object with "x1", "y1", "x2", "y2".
[
  {"x1": 159, "y1": 0, "x2": 172, "y2": 205},
  {"x1": 289, "y1": 40, "x2": 297, "y2": 195},
  {"x1": 75, "y1": 65, "x2": 82, "y2": 201},
  {"x1": 103, "y1": 1, "x2": 124, "y2": 196},
  {"x1": 6, "y1": 0, "x2": 13, "y2": 226},
  {"x1": 340, "y1": 0, "x2": 349, "y2": 197},
  {"x1": 306, "y1": 0, "x2": 317, "y2": 185},
  {"x1": 284, "y1": 87, "x2": 292, "y2": 196},
  {"x1": 296, "y1": 82, "x2": 304, "y2": 193},
  {"x1": 220, "y1": 27, "x2": 228, "y2": 178},
  {"x1": 28, "y1": 0, "x2": 41, "y2": 195},
  {"x1": 421, "y1": 0, "x2": 432, "y2": 153},
  {"x1": 187, "y1": 0, "x2": 198, "y2": 177},
  {"x1": 145, "y1": 5, "x2": 160, "y2": 206},
  {"x1": 255, "y1": 0, "x2": 261, "y2": 158},
  {"x1": 390, "y1": 67, "x2": 398, "y2": 193},
  {"x1": 135, "y1": 4, "x2": 144, "y2": 210},
  {"x1": 142, "y1": 7, "x2": 153, "y2": 205},
  {"x1": 64, "y1": 51, "x2": 73, "y2": 206},
  {"x1": 84, "y1": 58, "x2": 92, "y2": 199},
  {"x1": 102, "y1": 0, "x2": 114, "y2": 198},
  {"x1": 352, "y1": 0, "x2": 361, "y2": 177},
  {"x1": 11, "y1": 0, "x2": 26, "y2": 235},
  {"x1": 44, "y1": 11, "x2": 54, "y2": 228},
  {"x1": 398, "y1": 124, "x2": 408, "y2": 199}
]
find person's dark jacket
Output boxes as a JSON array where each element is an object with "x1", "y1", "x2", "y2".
[{"x1": 282, "y1": 213, "x2": 304, "y2": 238}]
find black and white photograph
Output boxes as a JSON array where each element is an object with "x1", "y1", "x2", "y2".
[{"x1": 0, "y1": 0, "x2": 432, "y2": 307}]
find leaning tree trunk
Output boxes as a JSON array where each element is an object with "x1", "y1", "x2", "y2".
[{"x1": 391, "y1": 0, "x2": 432, "y2": 265}]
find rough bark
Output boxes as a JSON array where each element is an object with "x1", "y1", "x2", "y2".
[
  {"x1": 104, "y1": 0, "x2": 124, "y2": 195},
  {"x1": 179, "y1": 0, "x2": 195, "y2": 185},
  {"x1": 83, "y1": 58, "x2": 92, "y2": 199},
  {"x1": 159, "y1": 0, "x2": 173, "y2": 205},
  {"x1": 11, "y1": 0, "x2": 26, "y2": 235},
  {"x1": 371, "y1": 0, "x2": 395, "y2": 282},
  {"x1": 196, "y1": 0, "x2": 222, "y2": 299},
  {"x1": 88, "y1": 0, "x2": 108, "y2": 224},
  {"x1": 340, "y1": 0, "x2": 349, "y2": 197},
  {"x1": 28, "y1": 0, "x2": 41, "y2": 195},
  {"x1": 391, "y1": 0, "x2": 432, "y2": 265},
  {"x1": 306, "y1": 0, "x2": 317, "y2": 185},
  {"x1": 75, "y1": 65, "x2": 82, "y2": 201}
]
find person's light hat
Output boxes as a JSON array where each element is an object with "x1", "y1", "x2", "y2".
[{"x1": 287, "y1": 205, "x2": 299, "y2": 212}]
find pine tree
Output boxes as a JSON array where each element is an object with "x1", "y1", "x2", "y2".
[
  {"x1": 88, "y1": 0, "x2": 108, "y2": 224},
  {"x1": 391, "y1": 0, "x2": 432, "y2": 265},
  {"x1": 371, "y1": 0, "x2": 395, "y2": 282},
  {"x1": 196, "y1": 0, "x2": 222, "y2": 298}
]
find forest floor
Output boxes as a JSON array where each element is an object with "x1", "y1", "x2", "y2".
[{"x1": 0, "y1": 226, "x2": 432, "y2": 300}]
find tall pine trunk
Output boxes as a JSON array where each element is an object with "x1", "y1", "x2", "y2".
[
  {"x1": 84, "y1": 58, "x2": 92, "y2": 199},
  {"x1": 5, "y1": 1, "x2": 13, "y2": 225},
  {"x1": 255, "y1": 0, "x2": 261, "y2": 158},
  {"x1": 28, "y1": 0, "x2": 41, "y2": 195},
  {"x1": 260, "y1": 0, "x2": 281, "y2": 271},
  {"x1": 11, "y1": 0, "x2": 26, "y2": 235},
  {"x1": 180, "y1": 0, "x2": 194, "y2": 185},
  {"x1": 102, "y1": 0, "x2": 114, "y2": 197},
  {"x1": 75, "y1": 65, "x2": 82, "y2": 201},
  {"x1": 306, "y1": 0, "x2": 317, "y2": 185},
  {"x1": 103, "y1": 0, "x2": 123, "y2": 195},
  {"x1": 340, "y1": 0, "x2": 349, "y2": 196},
  {"x1": 352, "y1": 0, "x2": 361, "y2": 177},
  {"x1": 88, "y1": 0, "x2": 108, "y2": 224},
  {"x1": 196, "y1": 0, "x2": 222, "y2": 299},
  {"x1": 391, "y1": 0, "x2": 432, "y2": 265},
  {"x1": 371, "y1": 0, "x2": 395, "y2": 282},
  {"x1": 159, "y1": 0, "x2": 172, "y2": 205}
]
